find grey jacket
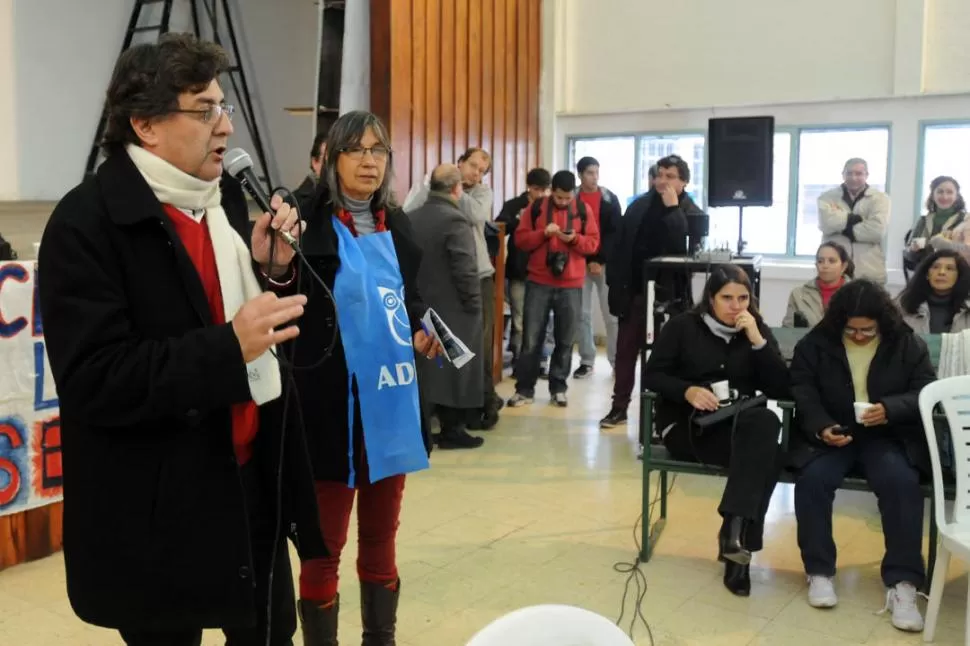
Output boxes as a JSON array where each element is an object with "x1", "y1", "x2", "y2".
[
  {"x1": 408, "y1": 193, "x2": 485, "y2": 409},
  {"x1": 818, "y1": 185, "x2": 891, "y2": 285},
  {"x1": 900, "y1": 299, "x2": 970, "y2": 335},
  {"x1": 403, "y1": 177, "x2": 495, "y2": 279},
  {"x1": 782, "y1": 280, "x2": 825, "y2": 328}
]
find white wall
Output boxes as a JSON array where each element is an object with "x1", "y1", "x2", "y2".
[
  {"x1": 8, "y1": 0, "x2": 318, "y2": 201},
  {"x1": 0, "y1": 0, "x2": 19, "y2": 200}
]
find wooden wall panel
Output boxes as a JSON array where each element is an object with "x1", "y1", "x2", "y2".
[
  {"x1": 371, "y1": 0, "x2": 540, "y2": 205},
  {"x1": 0, "y1": 502, "x2": 63, "y2": 572}
]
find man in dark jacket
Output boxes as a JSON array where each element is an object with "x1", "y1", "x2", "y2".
[
  {"x1": 37, "y1": 34, "x2": 322, "y2": 646},
  {"x1": 601, "y1": 155, "x2": 704, "y2": 429},
  {"x1": 495, "y1": 168, "x2": 551, "y2": 361},
  {"x1": 573, "y1": 156, "x2": 622, "y2": 379},
  {"x1": 409, "y1": 164, "x2": 485, "y2": 450},
  {"x1": 293, "y1": 131, "x2": 327, "y2": 206}
]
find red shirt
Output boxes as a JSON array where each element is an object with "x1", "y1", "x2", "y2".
[
  {"x1": 817, "y1": 277, "x2": 845, "y2": 310},
  {"x1": 577, "y1": 190, "x2": 603, "y2": 254},
  {"x1": 513, "y1": 197, "x2": 601, "y2": 289},
  {"x1": 163, "y1": 204, "x2": 259, "y2": 465}
]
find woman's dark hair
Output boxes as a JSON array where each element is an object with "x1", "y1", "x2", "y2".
[
  {"x1": 926, "y1": 175, "x2": 966, "y2": 214},
  {"x1": 817, "y1": 241, "x2": 855, "y2": 279},
  {"x1": 898, "y1": 249, "x2": 970, "y2": 315},
  {"x1": 324, "y1": 110, "x2": 396, "y2": 212},
  {"x1": 818, "y1": 279, "x2": 907, "y2": 341},
  {"x1": 101, "y1": 33, "x2": 230, "y2": 154},
  {"x1": 694, "y1": 264, "x2": 764, "y2": 325}
]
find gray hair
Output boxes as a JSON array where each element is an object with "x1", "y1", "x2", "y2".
[
  {"x1": 324, "y1": 110, "x2": 397, "y2": 211},
  {"x1": 429, "y1": 164, "x2": 461, "y2": 192},
  {"x1": 843, "y1": 158, "x2": 868, "y2": 174}
]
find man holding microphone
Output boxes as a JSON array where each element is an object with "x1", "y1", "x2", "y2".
[{"x1": 38, "y1": 34, "x2": 324, "y2": 646}]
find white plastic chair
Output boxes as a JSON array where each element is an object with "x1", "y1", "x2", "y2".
[
  {"x1": 464, "y1": 604, "x2": 635, "y2": 646},
  {"x1": 919, "y1": 376, "x2": 970, "y2": 644}
]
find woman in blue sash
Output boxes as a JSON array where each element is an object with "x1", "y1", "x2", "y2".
[{"x1": 278, "y1": 111, "x2": 439, "y2": 646}]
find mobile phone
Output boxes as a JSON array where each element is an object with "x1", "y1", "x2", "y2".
[{"x1": 830, "y1": 425, "x2": 853, "y2": 437}]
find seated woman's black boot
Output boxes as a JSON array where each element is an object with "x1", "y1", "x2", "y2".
[
  {"x1": 718, "y1": 516, "x2": 751, "y2": 565},
  {"x1": 723, "y1": 561, "x2": 751, "y2": 596}
]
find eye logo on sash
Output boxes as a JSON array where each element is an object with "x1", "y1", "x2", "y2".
[{"x1": 377, "y1": 286, "x2": 411, "y2": 347}]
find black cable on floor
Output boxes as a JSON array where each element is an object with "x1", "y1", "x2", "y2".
[{"x1": 613, "y1": 473, "x2": 677, "y2": 645}]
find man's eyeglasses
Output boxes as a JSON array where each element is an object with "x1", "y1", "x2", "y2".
[
  {"x1": 843, "y1": 325, "x2": 878, "y2": 338},
  {"x1": 341, "y1": 145, "x2": 390, "y2": 161},
  {"x1": 172, "y1": 103, "x2": 235, "y2": 124}
]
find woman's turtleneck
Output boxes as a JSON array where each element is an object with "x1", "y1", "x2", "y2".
[
  {"x1": 345, "y1": 194, "x2": 375, "y2": 235},
  {"x1": 816, "y1": 277, "x2": 845, "y2": 310},
  {"x1": 932, "y1": 206, "x2": 957, "y2": 235},
  {"x1": 927, "y1": 290, "x2": 955, "y2": 334}
]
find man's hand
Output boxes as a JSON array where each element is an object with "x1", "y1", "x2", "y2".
[
  {"x1": 558, "y1": 230, "x2": 577, "y2": 244},
  {"x1": 413, "y1": 329, "x2": 443, "y2": 359},
  {"x1": 661, "y1": 185, "x2": 679, "y2": 207},
  {"x1": 232, "y1": 292, "x2": 307, "y2": 363},
  {"x1": 544, "y1": 223, "x2": 561, "y2": 238},
  {"x1": 588, "y1": 262, "x2": 603, "y2": 276},
  {"x1": 251, "y1": 194, "x2": 305, "y2": 271},
  {"x1": 861, "y1": 403, "x2": 888, "y2": 426},
  {"x1": 820, "y1": 425, "x2": 852, "y2": 447},
  {"x1": 685, "y1": 386, "x2": 719, "y2": 412}
]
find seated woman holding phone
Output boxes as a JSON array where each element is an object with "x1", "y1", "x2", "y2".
[
  {"x1": 789, "y1": 279, "x2": 936, "y2": 632},
  {"x1": 783, "y1": 242, "x2": 853, "y2": 328},
  {"x1": 643, "y1": 265, "x2": 790, "y2": 597}
]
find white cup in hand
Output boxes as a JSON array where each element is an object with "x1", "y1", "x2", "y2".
[
  {"x1": 853, "y1": 401, "x2": 873, "y2": 423},
  {"x1": 711, "y1": 380, "x2": 737, "y2": 404}
]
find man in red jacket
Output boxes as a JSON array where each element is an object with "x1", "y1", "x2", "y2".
[{"x1": 507, "y1": 170, "x2": 600, "y2": 408}]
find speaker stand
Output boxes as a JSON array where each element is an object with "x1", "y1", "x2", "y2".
[{"x1": 734, "y1": 206, "x2": 752, "y2": 259}]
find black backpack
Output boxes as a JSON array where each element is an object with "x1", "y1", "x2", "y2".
[{"x1": 530, "y1": 197, "x2": 587, "y2": 234}]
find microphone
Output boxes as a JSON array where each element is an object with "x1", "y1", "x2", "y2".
[{"x1": 224, "y1": 148, "x2": 298, "y2": 248}]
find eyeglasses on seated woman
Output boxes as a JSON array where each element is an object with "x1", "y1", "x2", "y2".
[
  {"x1": 783, "y1": 242, "x2": 853, "y2": 328},
  {"x1": 642, "y1": 264, "x2": 790, "y2": 597},
  {"x1": 897, "y1": 248, "x2": 970, "y2": 335},
  {"x1": 789, "y1": 279, "x2": 935, "y2": 632}
]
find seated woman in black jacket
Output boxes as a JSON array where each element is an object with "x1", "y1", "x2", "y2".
[
  {"x1": 790, "y1": 279, "x2": 935, "y2": 633},
  {"x1": 643, "y1": 264, "x2": 790, "y2": 597}
]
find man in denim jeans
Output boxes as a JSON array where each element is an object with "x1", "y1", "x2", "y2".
[{"x1": 507, "y1": 171, "x2": 600, "y2": 408}]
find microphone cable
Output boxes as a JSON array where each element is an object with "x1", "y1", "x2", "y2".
[
  {"x1": 257, "y1": 187, "x2": 340, "y2": 646},
  {"x1": 613, "y1": 472, "x2": 677, "y2": 646}
]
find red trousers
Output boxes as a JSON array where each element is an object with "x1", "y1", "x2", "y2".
[{"x1": 299, "y1": 474, "x2": 406, "y2": 603}]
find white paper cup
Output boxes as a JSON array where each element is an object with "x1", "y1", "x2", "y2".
[
  {"x1": 711, "y1": 380, "x2": 730, "y2": 401},
  {"x1": 854, "y1": 401, "x2": 873, "y2": 423}
]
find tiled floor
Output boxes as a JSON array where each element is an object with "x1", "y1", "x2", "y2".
[{"x1": 0, "y1": 354, "x2": 968, "y2": 645}]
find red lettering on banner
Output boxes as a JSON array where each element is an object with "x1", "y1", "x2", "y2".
[
  {"x1": 31, "y1": 416, "x2": 62, "y2": 498},
  {"x1": 0, "y1": 422, "x2": 24, "y2": 506}
]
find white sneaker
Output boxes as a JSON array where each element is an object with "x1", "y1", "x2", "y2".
[
  {"x1": 879, "y1": 582, "x2": 925, "y2": 632},
  {"x1": 807, "y1": 575, "x2": 838, "y2": 608}
]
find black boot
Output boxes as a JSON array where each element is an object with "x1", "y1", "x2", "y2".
[
  {"x1": 723, "y1": 561, "x2": 751, "y2": 597},
  {"x1": 361, "y1": 580, "x2": 399, "y2": 646},
  {"x1": 298, "y1": 596, "x2": 339, "y2": 646},
  {"x1": 718, "y1": 516, "x2": 751, "y2": 565}
]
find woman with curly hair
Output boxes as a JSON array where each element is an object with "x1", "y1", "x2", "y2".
[
  {"x1": 789, "y1": 280, "x2": 936, "y2": 632},
  {"x1": 897, "y1": 249, "x2": 970, "y2": 334}
]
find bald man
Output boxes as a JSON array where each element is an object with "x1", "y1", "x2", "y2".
[{"x1": 407, "y1": 164, "x2": 485, "y2": 449}]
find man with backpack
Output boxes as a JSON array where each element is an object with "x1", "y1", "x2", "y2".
[{"x1": 507, "y1": 170, "x2": 600, "y2": 408}]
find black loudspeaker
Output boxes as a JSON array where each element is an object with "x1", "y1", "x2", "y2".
[{"x1": 707, "y1": 116, "x2": 775, "y2": 207}]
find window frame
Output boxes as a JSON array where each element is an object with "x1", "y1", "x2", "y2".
[
  {"x1": 915, "y1": 119, "x2": 970, "y2": 229},
  {"x1": 565, "y1": 122, "x2": 894, "y2": 259}
]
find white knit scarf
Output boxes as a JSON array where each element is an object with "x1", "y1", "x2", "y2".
[{"x1": 126, "y1": 144, "x2": 282, "y2": 405}]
